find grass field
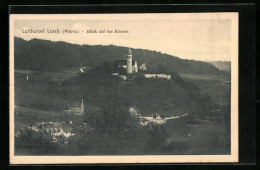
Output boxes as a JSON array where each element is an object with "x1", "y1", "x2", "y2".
[{"x1": 15, "y1": 69, "x2": 79, "y2": 82}]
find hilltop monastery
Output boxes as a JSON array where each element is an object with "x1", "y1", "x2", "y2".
[{"x1": 112, "y1": 48, "x2": 171, "y2": 80}]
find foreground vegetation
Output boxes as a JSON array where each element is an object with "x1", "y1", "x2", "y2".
[
  {"x1": 15, "y1": 109, "x2": 230, "y2": 155},
  {"x1": 14, "y1": 52, "x2": 231, "y2": 155}
]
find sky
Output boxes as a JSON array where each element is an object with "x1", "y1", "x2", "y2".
[{"x1": 14, "y1": 16, "x2": 232, "y2": 61}]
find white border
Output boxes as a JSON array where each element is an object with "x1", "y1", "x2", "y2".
[{"x1": 9, "y1": 13, "x2": 239, "y2": 164}]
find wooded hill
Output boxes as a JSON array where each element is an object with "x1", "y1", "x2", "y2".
[
  {"x1": 14, "y1": 37, "x2": 227, "y2": 75},
  {"x1": 207, "y1": 61, "x2": 231, "y2": 72}
]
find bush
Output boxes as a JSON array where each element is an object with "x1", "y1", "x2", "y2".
[{"x1": 16, "y1": 129, "x2": 54, "y2": 145}]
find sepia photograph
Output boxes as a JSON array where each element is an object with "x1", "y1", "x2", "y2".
[{"x1": 9, "y1": 13, "x2": 238, "y2": 164}]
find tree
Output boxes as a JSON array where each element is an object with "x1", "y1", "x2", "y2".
[
  {"x1": 89, "y1": 61, "x2": 113, "y2": 75},
  {"x1": 156, "y1": 64, "x2": 170, "y2": 74},
  {"x1": 170, "y1": 72, "x2": 184, "y2": 85},
  {"x1": 15, "y1": 129, "x2": 54, "y2": 145},
  {"x1": 56, "y1": 134, "x2": 66, "y2": 144},
  {"x1": 85, "y1": 86, "x2": 140, "y2": 132}
]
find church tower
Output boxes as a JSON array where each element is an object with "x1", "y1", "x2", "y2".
[
  {"x1": 81, "y1": 100, "x2": 84, "y2": 115},
  {"x1": 127, "y1": 48, "x2": 133, "y2": 74}
]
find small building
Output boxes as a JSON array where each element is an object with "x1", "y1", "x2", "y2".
[
  {"x1": 118, "y1": 75, "x2": 127, "y2": 80},
  {"x1": 80, "y1": 67, "x2": 86, "y2": 73},
  {"x1": 152, "y1": 113, "x2": 166, "y2": 124},
  {"x1": 141, "y1": 113, "x2": 167, "y2": 125},
  {"x1": 144, "y1": 74, "x2": 171, "y2": 80},
  {"x1": 63, "y1": 100, "x2": 85, "y2": 115},
  {"x1": 79, "y1": 66, "x2": 91, "y2": 73},
  {"x1": 139, "y1": 63, "x2": 148, "y2": 71},
  {"x1": 29, "y1": 122, "x2": 74, "y2": 140},
  {"x1": 128, "y1": 107, "x2": 141, "y2": 118}
]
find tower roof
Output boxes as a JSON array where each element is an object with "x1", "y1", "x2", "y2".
[
  {"x1": 81, "y1": 100, "x2": 84, "y2": 108},
  {"x1": 128, "y1": 48, "x2": 132, "y2": 55}
]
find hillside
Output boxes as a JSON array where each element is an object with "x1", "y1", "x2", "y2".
[
  {"x1": 61, "y1": 75, "x2": 191, "y2": 115},
  {"x1": 207, "y1": 61, "x2": 231, "y2": 72},
  {"x1": 14, "y1": 37, "x2": 226, "y2": 75},
  {"x1": 15, "y1": 68, "x2": 215, "y2": 119}
]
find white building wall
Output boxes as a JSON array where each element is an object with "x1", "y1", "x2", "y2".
[
  {"x1": 144, "y1": 74, "x2": 171, "y2": 80},
  {"x1": 127, "y1": 54, "x2": 133, "y2": 74},
  {"x1": 133, "y1": 62, "x2": 138, "y2": 73}
]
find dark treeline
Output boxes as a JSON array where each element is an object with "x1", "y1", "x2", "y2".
[{"x1": 14, "y1": 37, "x2": 227, "y2": 75}]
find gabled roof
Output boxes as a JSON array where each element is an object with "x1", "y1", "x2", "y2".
[
  {"x1": 139, "y1": 63, "x2": 148, "y2": 70},
  {"x1": 155, "y1": 115, "x2": 162, "y2": 119},
  {"x1": 152, "y1": 114, "x2": 166, "y2": 119}
]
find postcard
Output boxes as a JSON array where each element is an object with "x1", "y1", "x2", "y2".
[{"x1": 9, "y1": 13, "x2": 238, "y2": 164}]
